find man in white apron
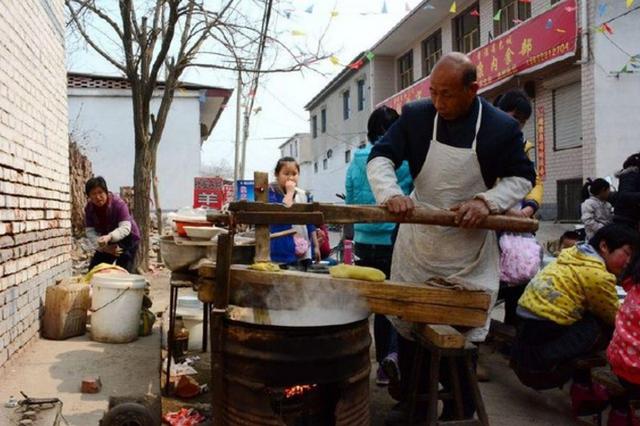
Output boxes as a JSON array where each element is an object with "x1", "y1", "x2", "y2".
[{"x1": 367, "y1": 53, "x2": 536, "y2": 423}]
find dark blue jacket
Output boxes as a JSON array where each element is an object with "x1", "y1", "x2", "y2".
[
  {"x1": 368, "y1": 97, "x2": 536, "y2": 189},
  {"x1": 268, "y1": 185, "x2": 316, "y2": 264}
]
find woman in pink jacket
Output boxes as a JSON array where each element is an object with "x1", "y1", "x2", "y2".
[{"x1": 607, "y1": 253, "x2": 640, "y2": 425}]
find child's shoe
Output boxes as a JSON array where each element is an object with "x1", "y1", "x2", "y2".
[{"x1": 570, "y1": 382, "x2": 609, "y2": 417}]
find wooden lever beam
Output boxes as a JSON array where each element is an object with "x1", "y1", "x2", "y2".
[{"x1": 221, "y1": 201, "x2": 538, "y2": 233}]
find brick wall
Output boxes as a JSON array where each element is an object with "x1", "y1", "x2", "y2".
[{"x1": 0, "y1": 1, "x2": 70, "y2": 368}]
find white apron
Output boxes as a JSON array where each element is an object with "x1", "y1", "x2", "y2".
[{"x1": 390, "y1": 102, "x2": 499, "y2": 342}]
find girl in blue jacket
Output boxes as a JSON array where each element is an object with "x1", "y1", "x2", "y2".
[{"x1": 269, "y1": 157, "x2": 319, "y2": 269}]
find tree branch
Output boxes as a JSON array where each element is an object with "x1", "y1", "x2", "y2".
[{"x1": 65, "y1": 0, "x2": 127, "y2": 72}]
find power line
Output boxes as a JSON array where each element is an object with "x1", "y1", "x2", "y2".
[{"x1": 601, "y1": 5, "x2": 640, "y2": 26}]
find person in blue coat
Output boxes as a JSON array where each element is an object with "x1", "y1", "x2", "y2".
[{"x1": 345, "y1": 106, "x2": 413, "y2": 386}]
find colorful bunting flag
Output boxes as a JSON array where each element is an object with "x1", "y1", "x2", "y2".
[
  {"x1": 564, "y1": 6, "x2": 577, "y2": 12},
  {"x1": 449, "y1": 1, "x2": 457, "y2": 13},
  {"x1": 627, "y1": 0, "x2": 634, "y2": 8},
  {"x1": 513, "y1": 18, "x2": 524, "y2": 24},
  {"x1": 545, "y1": 18, "x2": 553, "y2": 29},
  {"x1": 291, "y1": 30, "x2": 306, "y2": 36},
  {"x1": 424, "y1": 4, "x2": 436, "y2": 10},
  {"x1": 284, "y1": 10, "x2": 292, "y2": 19},
  {"x1": 365, "y1": 51, "x2": 376, "y2": 61},
  {"x1": 305, "y1": 4, "x2": 314, "y2": 14},
  {"x1": 330, "y1": 10, "x2": 339, "y2": 18},
  {"x1": 555, "y1": 28, "x2": 566, "y2": 33},
  {"x1": 620, "y1": 64, "x2": 629, "y2": 73},
  {"x1": 470, "y1": 9, "x2": 480, "y2": 17},
  {"x1": 330, "y1": 56, "x2": 341, "y2": 65},
  {"x1": 348, "y1": 59, "x2": 365, "y2": 70},
  {"x1": 598, "y1": 3, "x2": 607, "y2": 16},
  {"x1": 493, "y1": 9, "x2": 502, "y2": 21},
  {"x1": 382, "y1": 0, "x2": 388, "y2": 14},
  {"x1": 601, "y1": 23, "x2": 614, "y2": 34}
]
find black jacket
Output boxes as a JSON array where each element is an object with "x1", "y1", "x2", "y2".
[
  {"x1": 613, "y1": 166, "x2": 640, "y2": 227},
  {"x1": 368, "y1": 97, "x2": 536, "y2": 189}
]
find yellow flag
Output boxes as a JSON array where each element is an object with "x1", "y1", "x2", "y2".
[
  {"x1": 627, "y1": 0, "x2": 634, "y2": 8},
  {"x1": 291, "y1": 30, "x2": 306, "y2": 36},
  {"x1": 449, "y1": 1, "x2": 457, "y2": 13},
  {"x1": 330, "y1": 10, "x2": 339, "y2": 17},
  {"x1": 330, "y1": 56, "x2": 341, "y2": 65}
]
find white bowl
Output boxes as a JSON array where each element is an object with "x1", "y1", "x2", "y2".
[{"x1": 183, "y1": 226, "x2": 227, "y2": 240}]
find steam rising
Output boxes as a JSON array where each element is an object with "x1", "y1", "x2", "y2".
[{"x1": 229, "y1": 277, "x2": 369, "y2": 327}]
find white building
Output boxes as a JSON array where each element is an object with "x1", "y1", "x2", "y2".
[
  {"x1": 278, "y1": 133, "x2": 314, "y2": 193},
  {"x1": 67, "y1": 72, "x2": 232, "y2": 210},
  {"x1": 306, "y1": 0, "x2": 639, "y2": 221},
  {"x1": 305, "y1": 54, "x2": 371, "y2": 203}
]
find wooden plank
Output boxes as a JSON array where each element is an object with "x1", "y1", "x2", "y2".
[
  {"x1": 230, "y1": 265, "x2": 491, "y2": 310},
  {"x1": 228, "y1": 265, "x2": 490, "y2": 328},
  {"x1": 414, "y1": 324, "x2": 465, "y2": 348},
  {"x1": 253, "y1": 172, "x2": 271, "y2": 263},
  {"x1": 235, "y1": 211, "x2": 325, "y2": 226}
]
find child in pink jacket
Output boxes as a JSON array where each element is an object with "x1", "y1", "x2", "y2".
[{"x1": 607, "y1": 253, "x2": 640, "y2": 425}]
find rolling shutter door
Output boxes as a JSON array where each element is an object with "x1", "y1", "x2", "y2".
[{"x1": 553, "y1": 82, "x2": 582, "y2": 150}]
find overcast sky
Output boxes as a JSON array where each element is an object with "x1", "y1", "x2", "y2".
[{"x1": 67, "y1": 0, "x2": 421, "y2": 179}]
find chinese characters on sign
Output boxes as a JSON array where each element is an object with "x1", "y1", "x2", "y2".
[
  {"x1": 382, "y1": 0, "x2": 577, "y2": 111},
  {"x1": 194, "y1": 176, "x2": 232, "y2": 210},
  {"x1": 536, "y1": 106, "x2": 546, "y2": 179}
]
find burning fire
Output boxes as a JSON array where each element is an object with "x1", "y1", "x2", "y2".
[{"x1": 284, "y1": 384, "x2": 317, "y2": 399}]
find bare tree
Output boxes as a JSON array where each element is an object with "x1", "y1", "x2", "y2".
[
  {"x1": 201, "y1": 158, "x2": 234, "y2": 180},
  {"x1": 66, "y1": 0, "x2": 330, "y2": 270}
]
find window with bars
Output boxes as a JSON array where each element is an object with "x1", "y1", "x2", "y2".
[
  {"x1": 398, "y1": 50, "x2": 413, "y2": 90},
  {"x1": 311, "y1": 115, "x2": 317, "y2": 138},
  {"x1": 357, "y1": 80, "x2": 365, "y2": 111},
  {"x1": 343, "y1": 90, "x2": 351, "y2": 120},
  {"x1": 320, "y1": 108, "x2": 327, "y2": 133},
  {"x1": 422, "y1": 30, "x2": 442, "y2": 77},
  {"x1": 493, "y1": 0, "x2": 531, "y2": 36},
  {"x1": 454, "y1": 4, "x2": 480, "y2": 53}
]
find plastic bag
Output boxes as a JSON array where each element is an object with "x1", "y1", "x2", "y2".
[
  {"x1": 499, "y1": 233, "x2": 542, "y2": 285},
  {"x1": 293, "y1": 234, "x2": 309, "y2": 257}
]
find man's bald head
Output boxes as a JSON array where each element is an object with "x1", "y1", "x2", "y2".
[
  {"x1": 432, "y1": 53, "x2": 477, "y2": 88},
  {"x1": 429, "y1": 53, "x2": 479, "y2": 120}
]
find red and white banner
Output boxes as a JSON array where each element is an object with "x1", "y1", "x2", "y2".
[{"x1": 381, "y1": 0, "x2": 578, "y2": 110}]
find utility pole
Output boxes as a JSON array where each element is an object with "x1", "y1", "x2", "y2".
[{"x1": 233, "y1": 71, "x2": 242, "y2": 188}]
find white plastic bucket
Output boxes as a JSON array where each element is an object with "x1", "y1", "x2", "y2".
[{"x1": 90, "y1": 274, "x2": 146, "y2": 343}]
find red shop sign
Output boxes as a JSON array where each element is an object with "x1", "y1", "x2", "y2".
[{"x1": 381, "y1": 0, "x2": 578, "y2": 111}]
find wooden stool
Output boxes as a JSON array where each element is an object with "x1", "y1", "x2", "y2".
[{"x1": 406, "y1": 324, "x2": 489, "y2": 426}]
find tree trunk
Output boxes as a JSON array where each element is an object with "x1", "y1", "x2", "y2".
[
  {"x1": 133, "y1": 141, "x2": 153, "y2": 272},
  {"x1": 151, "y1": 152, "x2": 162, "y2": 263}
]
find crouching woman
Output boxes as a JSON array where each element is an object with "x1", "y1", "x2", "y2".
[
  {"x1": 84, "y1": 177, "x2": 140, "y2": 273},
  {"x1": 511, "y1": 225, "x2": 638, "y2": 411}
]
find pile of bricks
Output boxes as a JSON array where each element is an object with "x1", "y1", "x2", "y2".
[
  {"x1": 69, "y1": 140, "x2": 93, "y2": 237},
  {"x1": 0, "y1": 2, "x2": 71, "y2": 368}
]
